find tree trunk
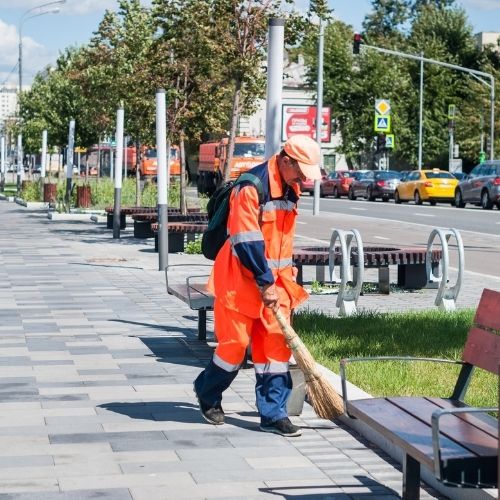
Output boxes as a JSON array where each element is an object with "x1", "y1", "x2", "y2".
[
  {"x1": 180, "y1": 134, "x2": 187, "y2": 215},
  {"x1": 223, "y1": 77, "x2": 242, "y2": 184},
  {"x1": 135, "y1": 139, "x2": 141, "y2": 207}
]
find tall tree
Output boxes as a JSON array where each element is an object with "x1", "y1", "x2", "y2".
[{"x1": 363, "y1": 0, "x2": 411, "y2": 39}]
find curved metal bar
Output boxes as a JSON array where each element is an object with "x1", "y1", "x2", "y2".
[
  {"x1": 329, "y1": 228, "x2": 364, "y2": 316},
  {"x1": 426, "y1": 228, "x2": 464, "y2": 311},
  {"x1": 431, "y1": 406, "x2": 498, "y2": 482},
  {"x1": 328, "y1": 229, "x2": 345, "y2": 285}
]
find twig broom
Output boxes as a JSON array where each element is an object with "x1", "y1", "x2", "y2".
[{"x1": 274, "y1": 309, "x2": 344, "y2": 420}]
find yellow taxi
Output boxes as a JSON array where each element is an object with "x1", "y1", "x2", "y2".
[{"x1": 394, "y1": 169, "x2": 458, "y2": 206}]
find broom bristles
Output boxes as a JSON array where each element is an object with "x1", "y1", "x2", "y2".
[{"x1": 274, "y1": 310, "x2": 344, "y2": 420}]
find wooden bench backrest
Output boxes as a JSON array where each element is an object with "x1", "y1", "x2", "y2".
[{"x1": 462, "y1": 289, "x2": 500, "y2": 374}]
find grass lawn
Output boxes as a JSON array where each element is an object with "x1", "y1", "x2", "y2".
[{"x1": 293, "y1": 308, "x2": 497, "y2": 409}]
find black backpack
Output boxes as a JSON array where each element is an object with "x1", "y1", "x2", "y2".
[{"x1": 201, "y1": 172, "x2": 264, "y2": 260}]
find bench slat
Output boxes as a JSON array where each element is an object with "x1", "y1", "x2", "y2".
[
  {"x1": 462, "y1": 326, "x2": 500, "y2": 374},
  {"x1": 427, "y1": 397, "x2": 498, "y2": 440},
  {"x1": 388, "y1": 397, "x2": 497, "y2": 457},
  {"x1": 474, "y1": 288, "x2": 500, "y2": 331},
  {"x1": 167, "y1": 284, "x2": 213, "y2": 310},
  {"x1": 347, "y1": 398, "x2": 476, "y2": 469}
]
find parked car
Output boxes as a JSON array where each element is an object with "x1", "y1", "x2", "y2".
[
  {"x1": 321, "y1": 170, "x2": 356, "y2": 198},
  {"x1": 299, "y1": 168, "x2": 328, "y2": 196},
  {"x1": 399, "y1": 170, "x2": 412, "y2": 182},
  {"x1": 348, "y1": 170, "x2": 402, "y2": 201},
  {"x1": 395, "y1": 169, "x2": 458, "y2": 205},
  {"x1": 454, "y1": 161, "x2": 500, "y2": 210},
  {"x1": 451, "y1": 172, "x2": 468, "y2": 182}
]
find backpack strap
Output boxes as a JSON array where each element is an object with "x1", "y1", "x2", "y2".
[{"x1": 234, "y1": 172, "x2": 264, "y2": 205}]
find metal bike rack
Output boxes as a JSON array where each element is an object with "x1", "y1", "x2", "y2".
[
  {"x1": 328, "y1": 229, "x2": 364, "y2": 316},
  {"x1": 426, "y1": 228, "x2": 464, "y2": 311}
]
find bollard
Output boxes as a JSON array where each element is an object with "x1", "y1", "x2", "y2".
[
  {"x1": 329, "y1": 229, "x2": 364, "y2": 316},
  {"x1": 426, "y1": 228, "x2": 464, "y2": 311}
]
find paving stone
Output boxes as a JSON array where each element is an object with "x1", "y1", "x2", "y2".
[
  {"x1": 0, "y1": 489, "x2": 132, "y2": 500},
  {"x1": 0, "y1": 202, "x2": 452, "y2": 500}
]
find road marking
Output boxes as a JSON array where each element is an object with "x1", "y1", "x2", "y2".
[
  {"x1": 414, "y1": 213, "x2": 435, "y2": 217},
  {"x1": 374, "y1": 236, "x2": 390, "y2": 240},
  {"x1": 349, "y1": 207, "x2": 367, "y2": 211},
  {"x1": 296, "y1": 221, "x2": 306, "y2": 225}
]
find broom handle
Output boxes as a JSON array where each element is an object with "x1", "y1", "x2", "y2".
[{"x1": 273, "y1": 309, "x2": 301, "y2": 349}]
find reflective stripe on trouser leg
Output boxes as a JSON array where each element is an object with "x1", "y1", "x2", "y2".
[
  {"x1": 194, "y1": 300, "x2": 252, "y2": 407},
  {"x1": 194, "y1": 359, "x2": 239, "y2": 407},
  {"x1": 252, "y1": 301, "x2": 293, "y2": 424}
]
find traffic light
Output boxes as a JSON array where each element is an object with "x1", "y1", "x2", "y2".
[
  {"x1": 479, "y1": 151, "x2": 486, "y2": 164},
  {"x1": 353, "y1": 33, "x2": 362, "y2": 55},
  {"x1": 376, "y1": 133, "x2": 386, "y2": 152}
]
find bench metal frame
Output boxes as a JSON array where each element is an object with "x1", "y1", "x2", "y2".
[
  {"x1": 340, "y1": 353, "x2": 498, "y2": 495},
  {"x1": 165, "y1": 264, "x2": 213, "y2": 341}
]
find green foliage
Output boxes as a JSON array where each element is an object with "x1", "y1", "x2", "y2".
[
  {"x1": 302, "y1": 0, "x2": 500, "y2": 169},
  {"x1": 20, "y1": 180, "x2": 43, "y2": 202},
  {"x1": 294, "y1": 308, "x2": 496, "y2": 408},
  {"x1": 184, "y1": 237, "x2": 202, "y2": 254}
]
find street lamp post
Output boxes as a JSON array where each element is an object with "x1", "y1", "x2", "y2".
[
  {"x1": 313, "y1": 17, "x2": 324, "y2": 216},
  {"x1": 18, "y1": 1, "x2": 65, "y2": 94}
]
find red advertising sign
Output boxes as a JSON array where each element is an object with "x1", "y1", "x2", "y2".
[{"x1": 281, "y1": 105, "x2": 331, "y2": 143}]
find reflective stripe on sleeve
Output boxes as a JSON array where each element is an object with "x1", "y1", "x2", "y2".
[
  {"x1": 267, "y1": 258, "x2": 293, "y2": 269},
  {"x1": 230, "y1": 230, "x2": 263, "y2": 245},
  {"x1": 262, "y1": 200, "x2": 296, "y2": 212},
  {"x1": 213, "y1": 353, "x2": 241, "y2": 372},
  {"x1": 254, "y1": 361, "x2": 289, "y2": 374}
]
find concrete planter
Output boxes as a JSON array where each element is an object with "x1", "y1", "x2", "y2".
[{"x1": 287, "y1": 365, "x2": 306, "y2": 416}]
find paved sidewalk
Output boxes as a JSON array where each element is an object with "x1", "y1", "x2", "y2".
[{"x1": 0, "y1": 201, "x2": 494, "y2": 499}]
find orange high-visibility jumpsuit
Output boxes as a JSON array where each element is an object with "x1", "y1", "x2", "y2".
[{"x1": 194, "y1": 156, "x2": 308, "y2": 424}]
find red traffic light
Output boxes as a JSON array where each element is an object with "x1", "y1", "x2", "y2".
[{"x1": 353, "y1": 33, "x2": 362, "y2": 54}]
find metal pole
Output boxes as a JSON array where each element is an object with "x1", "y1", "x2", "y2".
[
  {"x1": 313, "y1": 18, "x2": 324, "y2": 216},
  {"x1": 490, "y1": 77, "x2": 495, "y2": 160},
  {"x1": 65, "y1": 119, "x2": 75, "y2": 208},
  {"x1": 418, "y1": 53, "x2": 424, "y2": 170},
  {"x1": 17, "y1": 133, "x2": 22, "y2": 193},
  {"x1": 113, "y1": 106, "x2": 124, "y2": 239},
  {"x1": 449, "y1": 127, "x2": 454, "y2": 172},
  {"x1": 18, "y1": 26, "x2": 23, "y2": 98},
  {"x1": 0, "y1": 136, "x2": 5, "y2": 191},
  {"x1": 41, "y1": 129, "x2": 47, "y2": 179},
  {"x1": 265, "y1": 18, "x2": 285, "y2": 159},
  {"x1": 480, "y1": 114, "x2": 485, "y2": 154},
  {"x1": 123, "y1": 135, "x2": 128, "y2": 179},
  {"x1": 156, "y1": 89, "x2": 169, "y2": 271},
  {"x1": 110, "y1": 147, "x2": 114, "y2": 180}
]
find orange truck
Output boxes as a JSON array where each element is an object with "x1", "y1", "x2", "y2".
[
  {"x1": 197, "y1": 136, "x2": 265, "y2": 195},
  {"x1": 127, "y1": 145, "x2": 181, "y2": 178}
]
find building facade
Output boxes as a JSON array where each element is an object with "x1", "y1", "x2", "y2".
[
  {"x1": 475, "y1": 32, "x2": 500, "y2": 52},
  {"x1": 0, "y1": 86, "x2": 18, "y2": 130}
]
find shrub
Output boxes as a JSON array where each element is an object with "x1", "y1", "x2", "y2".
[{"x1": 20, "y1": 180, "x2": 43, "y2": 202}]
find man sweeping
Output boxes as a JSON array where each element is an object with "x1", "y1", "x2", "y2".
[{"x1": 194, "y1": 135, "x2": 321, "y2": 437}]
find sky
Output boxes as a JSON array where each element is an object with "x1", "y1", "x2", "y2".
[{"x1": 0, "y1": 0, "x2": 499, "y2": 88}]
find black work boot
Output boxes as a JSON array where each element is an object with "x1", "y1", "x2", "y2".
[
  {"x1": 194, "y1": 386, "x2": 225, "y2": 425},
  {"x1": 260, "y1": 417, "x2": 302, "y2": 437}
]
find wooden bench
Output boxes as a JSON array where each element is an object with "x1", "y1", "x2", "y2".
[
  {"x1": 165, "y1": 266, "x2": 213, "y2": 341},
  {"x1": 152, "y1": 221, "x2": 207, "y2": 252},
  {"x1": 293, "y1": 246, "x2": 442, "y2": 291},
  {"x1": 133, "y1": 212, "x2": 206, "y2": 239},
  {"x1": 105, "y1": 206, "x2": 156, "y2": 230},
  {"x1": 340, "y1": 288, "x2": 499, "y2": 498}
]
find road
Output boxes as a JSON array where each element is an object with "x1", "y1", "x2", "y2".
[{"x1": 295, "y1": 196, "x2": 500, "y2": 279}]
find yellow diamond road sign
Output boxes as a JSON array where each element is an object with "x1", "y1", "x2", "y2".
[{"x1": 375, "y1": 99, "x2": 391, "y2": 116}]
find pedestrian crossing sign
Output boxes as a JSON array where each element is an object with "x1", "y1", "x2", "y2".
[
  {"x1": 385, "y1": 134, "x2": 395, "y2": 149},
  {"x1": 374, "y1": 115, "x2": 391, "y2": 132}
]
